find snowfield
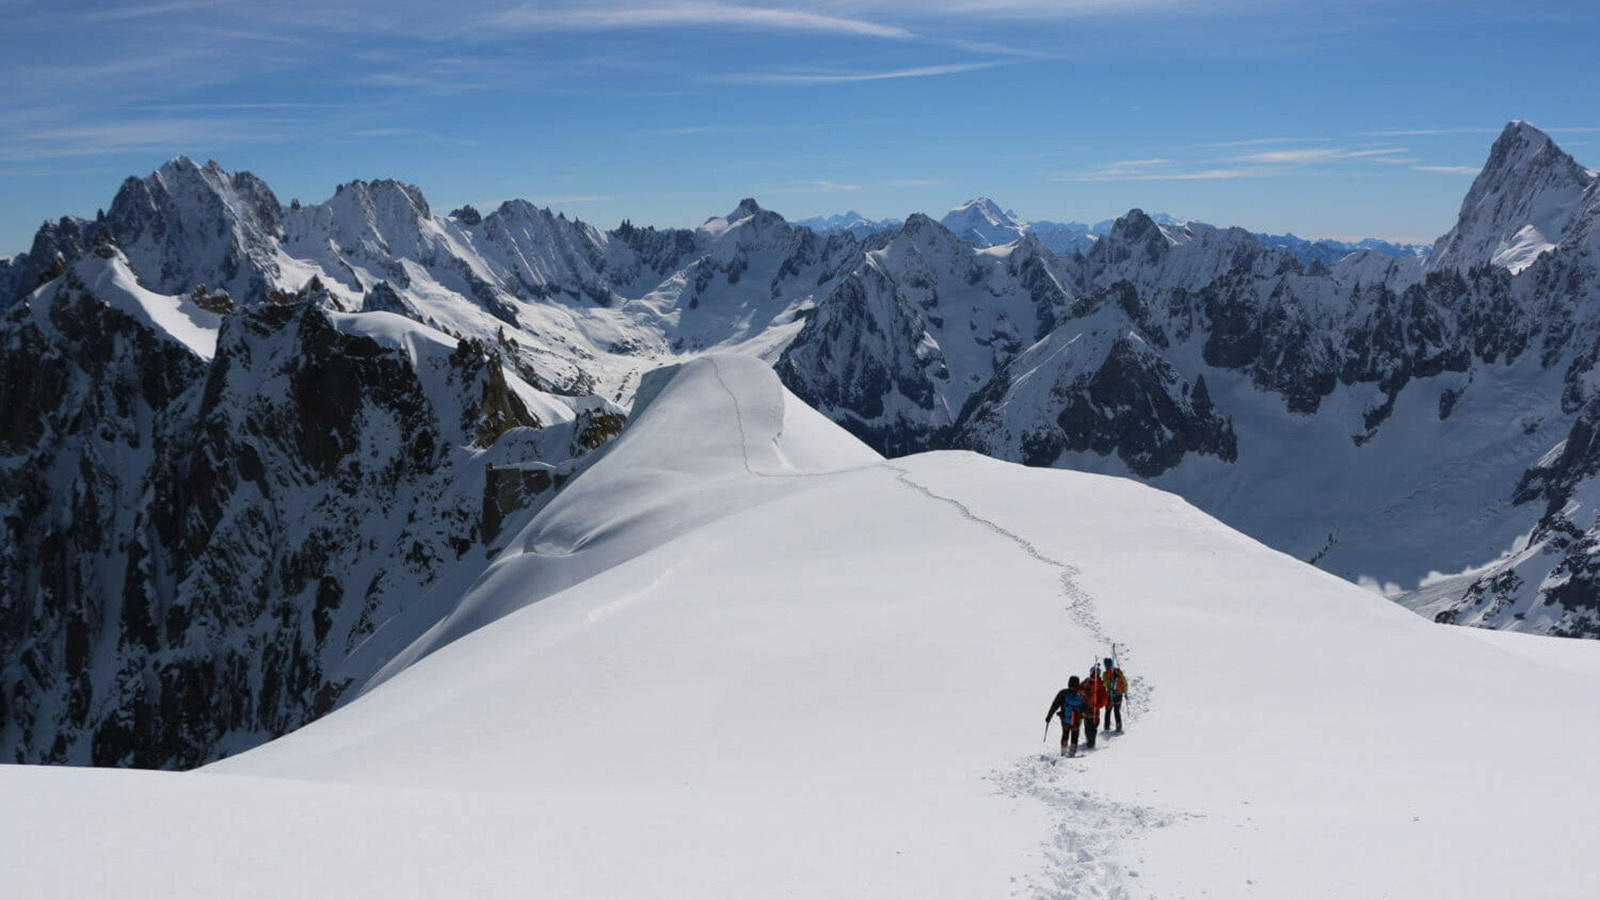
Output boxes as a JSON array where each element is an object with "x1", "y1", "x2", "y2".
[{"x1": 4, "y1": 357, "x2": 1598, "y2": 898}]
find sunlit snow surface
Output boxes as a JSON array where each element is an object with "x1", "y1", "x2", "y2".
[{"x1": 4, "y1": 357, "x2": 1598, "y2": 898}]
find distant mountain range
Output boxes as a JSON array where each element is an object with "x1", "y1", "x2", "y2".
[
  {"x1": 4, "y1": 121, "x2": 1598, "y2": 773},
  {"x1": 799, "y1": 197, "x2": 1428, "y2": 262}
]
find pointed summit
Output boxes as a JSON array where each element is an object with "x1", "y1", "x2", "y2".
[
  {"x1": 1427, "y1": 121, "x2": 1598, "y2": 274},
  {"x1": 730, "y1": 198, "x2": 763, "y2": 221},
  {"x1": 940, "y1": 197, "x2": 1027, "y2": 248}
]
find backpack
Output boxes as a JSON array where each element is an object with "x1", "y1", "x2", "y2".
[
  {"x1": 1085, "y1": 675, "x2": 1108, "y2": 709},
  {"x1": 1108, "y1": 667, "x2": 1127, "y2": 696}
]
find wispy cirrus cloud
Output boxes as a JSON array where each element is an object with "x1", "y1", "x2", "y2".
[
  {"x1": 484, "y1": 3, "x2": 914, "y2": 39},
  {"x1": 1230, "y1": 146, "x2": 1407, "y2": 163},
  {"x1": 644, "y1": 117, "x2": 902, "y2": 137},
  {"x1": 1364, "y1": 126, "x2": 1600, "y2": 137},
  {"x1": 1193, "y1": 136, "x2": 1329, "y2": 148},
  {"x1": 0, "y1": 121, "x2": 266, "y2": 162},
  {"x1": 1411, "y1": 165, "x2": 1479, "y2": 174},
  {"x1": 73, "y1": 0, "x2": 233, "y2": 24},
  {"x1": 1361, "y1": 127, "x2": 1499, "y2": 137},
  {"x1": 720, "y1": 60, "x2": 1010, "y2": 84},
  {"x1": 759, "y1": 179, "x2": 865, "y2": 193},
  {"x1": 1059, "y1": 164, "x2": 1267, "y2": 182}
]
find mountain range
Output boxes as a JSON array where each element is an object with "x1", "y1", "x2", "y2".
[
  {"x1": 3, "y1": 120, "x2": 1599, "y2": 770},
  {"x1": 799, "y1": 198, "x2": 1428, "y2": 262}
]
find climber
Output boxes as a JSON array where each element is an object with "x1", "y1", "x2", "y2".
[
  {"x1": 1103, "y1": 656, "x2": 1127, "y2": 733},
  {"x1": 1082, "y1": 664, "x2": 1109, "y2": 749},
  {"x1": 1045, "y1": 676, "x2": 1088, "y2": 757}
]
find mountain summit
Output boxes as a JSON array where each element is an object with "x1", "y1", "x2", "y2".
[
  {"x1": 939, "y1": 197, "x2": 1029, "y2": 247},
  {"x1": 1428, "y1": 121, "x2": 1600, "y2": 274}
]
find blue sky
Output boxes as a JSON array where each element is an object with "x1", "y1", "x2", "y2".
[{"x1": 2, "y1": 0, "x2": 1598, "y2": 253}]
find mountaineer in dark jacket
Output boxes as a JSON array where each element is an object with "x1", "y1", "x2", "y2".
[{"x1": 1045, "y1": 676, "x2": 1087, "y2": 757}]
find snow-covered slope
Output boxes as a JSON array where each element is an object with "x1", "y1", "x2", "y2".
[{"x1": 4, "y1": 356, "x2": 1597, "y2": 898}]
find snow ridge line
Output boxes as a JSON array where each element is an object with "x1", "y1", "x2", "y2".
[
  {"x1": 886, "y1": 466, "x2": 1151, "y2": 726},
  {"x1": 885, "y1": 465, "x2": 1118, "y2": 652},
  {"x1": 705, "y1": 355, "x2": 1139, "y2": 691},
  {"x1": 705, "y1": 356, "x2": 865, "y2": 481}
]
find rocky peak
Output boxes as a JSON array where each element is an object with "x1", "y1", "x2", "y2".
[
  {"x1": 729, "y1": 198, "x2": 764, "y2": 222},
  {"x1": 1427, "y1": 121, "x2": 1597, "y2": 275},
  {"x1": 939, "y1": 197, "x2": 1027, "y2": 247},
  {"x1": 886, "y1": 212, "x2": 969, "y2": 258},
  {"x1": 105, "y1": 157, "x2": 285, "y2": 300}
]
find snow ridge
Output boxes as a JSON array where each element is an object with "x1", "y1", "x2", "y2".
[{"x1": 708, "y1": 353, "x2": 1153, "y2": 897}]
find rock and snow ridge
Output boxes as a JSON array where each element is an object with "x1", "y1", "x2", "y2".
[
  {"x1": 792, "y1": 210, "x2": 903, "y2": 238},
  {"x1": 1428, "y1": 121, "x2": 1600, "y2": 275},
  {"x1": 4, "y1": 357, "x2": 1598, "y2": 899},
  {"x1": 938, "y1": 196, "x2": 1031, "y2": 247},
  {"x1": 6, "y1": 121, "x2": 1600, "y2": 773}
]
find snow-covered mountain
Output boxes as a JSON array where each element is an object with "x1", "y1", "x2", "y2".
[
  {"x1": 3, "y1": 357, "x2": 1597, "y2": 899},
  {"x1": 0, "y1": 241, "x2": 616, "y2": 766},
  {"x1": 1428, "y1": 120, "x2": 1600, "y2": 274},
  {"x1": 7, "y1": 121, "x2": 1600, "y2": 773},
  {"x1": 939, "y1": 197, "x2": 1030, "y2": 247},
  {"x1": 792, "y1": 210, "x2": 902, "y2": 238},
  {"x1": 776, "y1": 124, "x2": 1600, "y2": 638},
  {"x1": 795, "y1": 201, "x2": 1426, "y2": 265},
  {"x1": 1254, "y1": 231, "x2": 1430, "y2": 264}
]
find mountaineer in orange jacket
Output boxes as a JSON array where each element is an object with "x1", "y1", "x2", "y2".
[
  {"x1": 1102, "y1": 657, "x2": 1127, "y2": 733},
  {"x1": 1081, "y1": 666, "x2": 1109, "y2": 749}
]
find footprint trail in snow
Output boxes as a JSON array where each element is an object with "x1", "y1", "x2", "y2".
[{"x1": 708, "y1": 356, "x2": 1164, "y2": 898}]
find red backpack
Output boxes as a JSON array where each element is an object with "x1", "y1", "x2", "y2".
[{"x1": 1085, "y1": 675, "x2": 1108, "y2": 709}]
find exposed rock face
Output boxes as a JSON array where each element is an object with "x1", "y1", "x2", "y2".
[
  {"x1": 957, "y1": 333, "x2": 1236, "y2": 477},
  {"x1": 108, "y1": 157, "x2": 286, "y2": 301},
  {"x1": 0, "y1": 271, "x2": 600, "y2": 768}
]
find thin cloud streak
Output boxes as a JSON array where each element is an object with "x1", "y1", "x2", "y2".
[
  {"x1": 1366, "y1": 126, "x2": 1600, "y2": 137},
  {"x1": 484, "y1": 3, "x2": 914, "y2": 39},
  {"x1": 1059, "y1": 167, "x2": 1269, "y2": 182},
  {"x1": 759, "y1": 179, "x2": 865, "y2": 193},
  {"x1": 1412, "y1": 165, "x2": 1479, "y2": 174},
  {"x1": 1230, "y1": 146, "x2": 1407, "y2": 163},
  {"x1": 1194, "y1": 136, "x2": 1330, "y2": 148},
  {"x1": 723, "y1": 61, "x2": 1010, "y2": 84},
  {"x1": 1362, "y1": 128, "x2": 1499, "y2": 137}
]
